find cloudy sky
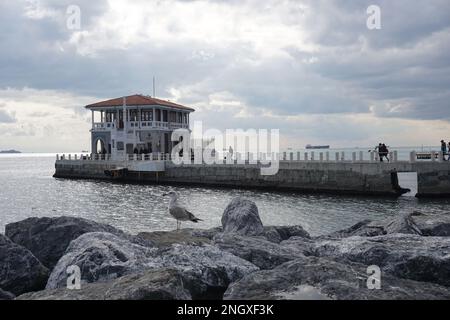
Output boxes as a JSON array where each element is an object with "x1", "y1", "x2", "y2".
[{"x1": 0, "y1": 0, "x2": 449, "y2": 152}]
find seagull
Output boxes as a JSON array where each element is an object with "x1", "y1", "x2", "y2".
[{"x1": 162, "y1": 191, "x2": 202, "y2": 230}]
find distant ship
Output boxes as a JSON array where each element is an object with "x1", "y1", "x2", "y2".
[{"x1": 305, "y1": 144, "x2": 330, "y2": 150}]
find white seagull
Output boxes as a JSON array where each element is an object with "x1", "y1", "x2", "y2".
[{"x1": 162, "y1": 191, "x2": 202, "y2": 230}]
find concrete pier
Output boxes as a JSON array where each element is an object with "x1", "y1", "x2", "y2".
[{"x1": 53, "y1": 152, "x2": 450, "y2": 197}]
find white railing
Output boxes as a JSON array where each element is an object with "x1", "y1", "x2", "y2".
[{"x1": 56, "y1": 150, "x2": 448, "y2": 164}]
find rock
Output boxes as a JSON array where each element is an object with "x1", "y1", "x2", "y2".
[
  {"x1": 412, "y1": 213, "x2": 450, "y2": 237},
  {"x1": 224, "y1": 256, "x2": 450, "y2": 300},
  {"x1": 18, "y1": 269, "x2": 192, "y2": 300},
  {"x1": 262, "y1": 225, "x2": 310, "y2": 243},
  {"x1": 5, "y1": 216, "x2": 129, "y2": 269},
  {"x1": 136, "y1": 229, "x2": 211, "y2": 248},
  {"x1": 222, "y1": 197, "x2": 264, "y2": 236},
  {"x1": 0, "y1": 288, "x2": 15, "y2": 300},
  {"x1": 46, "y1": 232, "x2": 258, "y2": 299},
  {"x1": 213, "y1": 233, "x2": 306, "y2": 269},
  {"x1": 0, "y1": 234, "x2": 49, "y2": 295},
  {"x1": 322, "y1": 212, "x2": 422, "y2": 239},
  {"x1": 301, "y1": 234, "x2": 450, "y2": 287}
]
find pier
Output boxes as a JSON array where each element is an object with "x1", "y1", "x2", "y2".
[{"x1": 54, "y1": 150, "x2": 450, "y2": 197}]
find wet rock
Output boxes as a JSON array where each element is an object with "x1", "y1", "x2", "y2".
[
  {"x1": 303, "y1": 234, "x2": 450, "y2": 287},
  {"x1": 5, "y1": 216, "x2": 129, "y2": 269},
  {"x1": 46, "y1": 232, "x2": 258, "y2": 299},
  {"x1": 412, "y1": 213, "x2": 450, "y2": 237},
  {"x1": 322, "y1": 212, "x2": 422, "y2": 239},
  {"x1": 222, "y1": 197, "x2": 264, "y2": 236},
  {"x1": 18, "y1": 269, "x2": 192, "y2": 300},
  {"x1": 0, "y1": 234, "x2": 49, "y2": 295},
  {"x1": 262, "y1": 225, "x2": 310, "y2": 243},
  {"x1": 224, "y1": 256, "x2": 450, "y2": 300},
  {"x1": 213, "y1": 233, "x2": 306, "y2": 269},
  {"x1": 0, "y1": 288, "x2": 15, "y2": 300}
]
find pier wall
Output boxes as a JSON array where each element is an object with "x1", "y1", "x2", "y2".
[{"x1": 54, "y1": 153, "x2": 450, "y2": 197}]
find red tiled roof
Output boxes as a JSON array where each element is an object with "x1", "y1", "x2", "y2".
[{"x1": 85, "y1": 94, "x2": 195, "y2": 111}]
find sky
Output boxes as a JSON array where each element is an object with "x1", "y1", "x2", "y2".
[{"x1": 0, "y1": 0, "x2": 449, "y2": 152}]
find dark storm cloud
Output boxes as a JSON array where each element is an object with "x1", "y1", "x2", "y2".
[{"x1": 0, "y1": 0, "x2": 449, "y2": 122}]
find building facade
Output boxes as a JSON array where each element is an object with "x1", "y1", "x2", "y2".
[{"x1": 87, "y1": 94, "x2": 194, "y2": 160}]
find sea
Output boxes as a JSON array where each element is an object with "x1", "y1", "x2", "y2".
[{"x1": 1, "y1": 147, "x2": 449, "y2": 236}]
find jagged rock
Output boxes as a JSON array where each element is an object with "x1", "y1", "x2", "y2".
[
  {"x1": 262, "y1": 225, "x2": 310, "y2": 243},
  {"x1": 412, "y1": 213, "x2": 450, "y2": 236},
  {"x1": 46, "y1": 232, "x2": 258, "y2": 299},
  {"x1": 321, "y1": 212, "x2": 422, "y2": 239},
  {"x1": 224, "y1": 256, "x2": 450, "y2": 300},
  {"x1": 136, "y1": 229, "x2": 211, "y2": 248},
  {"x1": 0, "y1": 234, "x2": 49, "y2": 295},
  {"x1": 213, "y1": 233, "x2": 306, "y2": 269},
  {"x1": 0, "y1": 288, "x2": 15, "y2": 300},
  {"x1": 297, "y1": 234, "x2": 450, "y2": 287},
  {"x1": 222, "y1": 197, "x2": 264, "y2": 236},
  {"x1": 5, "y1": 216, "x2": 129, "y2": 269},
  {"x1": 18, "y1": 269, "x2": 192, "y2": 300}
]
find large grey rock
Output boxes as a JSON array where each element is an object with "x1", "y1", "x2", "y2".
[
  {"x1": 224, "y1": 256, "x2": 450, "y2": 300},
  {"x1": 213, "y1": 233, "x2": 307, "y2": 269},
  {"x1": 5, "y1": 216, "x2": 129, "y2": 269},
  {"x1": 0, "y1": 234, "x2": 49, "y2": 295},
  {"x1": 136, "y1": 229, "x2": 211, "y2": 248},
  {"x1": 222, "y1": 197, "x2": 264, "y2": 236},
  {"x1": 262, "y1": 225, "x2": 310, "y2": 243},
  {"x1": 321, "y1": 212, "x2": 422, "y2": 239},
  {"x1": 18, "y1": 269, "x2": 192, "y2": 300},
  {"x1": 46, "y1": 232, "x2": 258, "y2": 299},
  {"x1": 294, "y1": 234, "x2": 450, "y2": 287},
  {"x1": 0, "y1": 288, "x2": 15, "y2": 300},
  {"x1": 412, "y1": 213, "x2": 450, "y2": 237}
]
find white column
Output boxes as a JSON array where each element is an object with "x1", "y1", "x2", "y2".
[
  {"x1": 410, "y1": 151, "x2": 416, "y2": 163},
  {"x1": 359, "y1": 151, "x2": 364, "y2": 161},
  {"x1": 352, "y1": 152, "x2": 356, "y2": 162},
  {"x1": 91, "y1": 110, "x2": 94, "y2": 128},
  {"x1": 153, "y1": 108, "x2": 156, "y2": 126}
]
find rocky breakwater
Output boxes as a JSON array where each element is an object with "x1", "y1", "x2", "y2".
[{"x1": 0, "y1": 198, "x2": 449, "y2": 300}]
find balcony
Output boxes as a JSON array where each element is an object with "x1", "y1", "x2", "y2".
[{"x1": 92, "y1": 121, "x2": 189, "y2": 131}]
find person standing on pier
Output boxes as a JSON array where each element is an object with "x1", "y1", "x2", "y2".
[{"x1": 441, "y1": 140, "x2": 447, "y2": 161}]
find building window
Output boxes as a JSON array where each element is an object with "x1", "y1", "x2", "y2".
[
  {"x1": 141, "y1": 110, "x2": 153, "y2": 121},
  {"x1": 130, "y1": 109, "x2": 138, "y2": 121},
  {"x1": 117, "y1": 141, "x2": 124, "y2": 150}
]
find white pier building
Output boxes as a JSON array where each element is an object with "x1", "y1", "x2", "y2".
[{"x1": 87, "y1": 94, "x2": 194, "y2": 160}]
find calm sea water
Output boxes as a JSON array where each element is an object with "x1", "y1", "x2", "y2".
[{"x1": 1, "y1": 152, "x2": 449, "y2": 236}]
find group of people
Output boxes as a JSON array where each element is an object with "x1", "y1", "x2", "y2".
[
  {"x1": 440, "y1": 140, "x2": 450, "y2": 161},
  {"x1": 133, "y1": 146, "x2": 152, "y2": 154},
  {"x1": 375, "y1": 143, "x2": 390, "y2": 162}
]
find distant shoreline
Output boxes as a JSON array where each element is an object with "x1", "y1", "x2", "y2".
[{"x1": 0, "y1": 150, "x2": 21, "y2": 154}]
